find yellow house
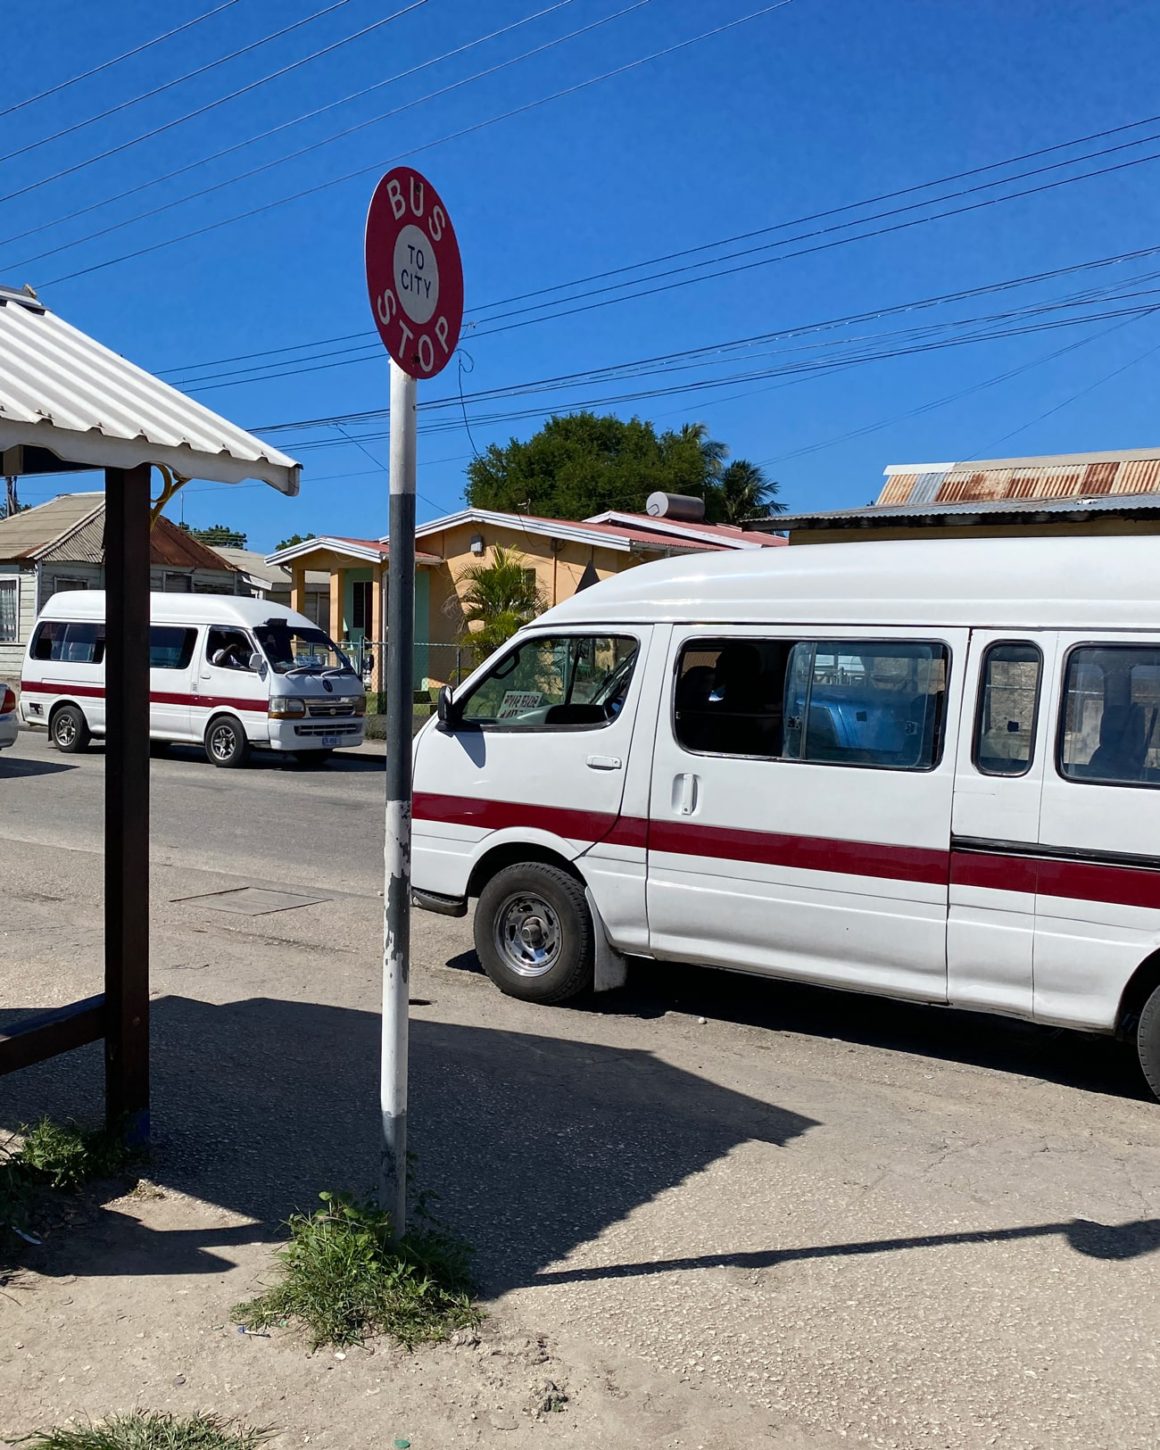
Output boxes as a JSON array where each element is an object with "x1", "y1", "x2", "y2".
[{"x1": 268, "y1": 506, "x2": 784, "y2": 690}]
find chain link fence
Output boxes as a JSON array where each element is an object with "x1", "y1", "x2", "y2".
[{"x1": 339, "y1": 639, "x2": 479, "y2": 716}]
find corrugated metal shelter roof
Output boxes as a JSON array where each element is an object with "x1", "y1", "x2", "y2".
[
  {"x1": 759, "y1": 490, "x2": 1160, "y2": 532},
  {"x1": 0, "y1": 287, "x2": 299, "y2": 492},
  {"x1": 0, "y1": 491, "x2": 239, "y2": 572},
  {"x1": 875, "y1": 446, "x2": 1160, "y2": 509}
]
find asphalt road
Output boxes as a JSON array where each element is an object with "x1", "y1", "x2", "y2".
[{"x1": 3, "y1": 729, "x2": 1159, "y2": 1449}]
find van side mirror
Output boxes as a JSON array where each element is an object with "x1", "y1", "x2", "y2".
[
  {"x1": 248, "y1": 652, "x2": 267, "y2": 677},
  {"x1": 437, "y1": 684, "x2": 461, "y2": 729}
]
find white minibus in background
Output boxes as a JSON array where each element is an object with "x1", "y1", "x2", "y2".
[
  {"x1": 21, "y1": 591, "x2": 365, "y2": 767},
  {"x1": 411, "y1": 533, "x2": 1160, "y2": 1098}
]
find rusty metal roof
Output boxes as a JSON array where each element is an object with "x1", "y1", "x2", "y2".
[
  {"x1": 0, "y1": 287, "x2": 299, "y2": 493},
  {"x1": 0, "y1": 492, "x2": 238, "y2": 572},
  {"x1": 762, "y1": 490, "x2": 1160, "y2": 533},
  {"x1": 877, "y1": 447, "x2": 1160, "y2": 509}
]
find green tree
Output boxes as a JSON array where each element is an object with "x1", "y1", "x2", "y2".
[
  {"x1": 183, "y1": 522, "x2": 248, "y2": 548},
  {"x1": 707, "y1": 459, "x2": 785, "y2": 525},
  {"x1": 454, "y1": 546, "x2": 546, "y2": 657},
  {"x1": 466, "y1": 413, "x2": 705, "y2": 518},
  {"x1": 276, "y1": 531, "x2": 317, "y2": 551},
  {"x1": 678, "y1": 421, "x2": 729, "y2": 484}
]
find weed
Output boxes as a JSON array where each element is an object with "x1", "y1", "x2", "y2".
[
  {"x1": 233, "y1": 1191, "x2": 480, "y2": 1350},
  {"x1": 17, "y1": 1119, "x2": 130, "y2": 1191},
  {"x1": 14, "y1": 1411, "x2": 268, "y2": 1449}
]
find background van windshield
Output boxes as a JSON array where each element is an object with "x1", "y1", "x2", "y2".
[{"x1": 253, "y1": 623, "x2": 353, "y2": 675}]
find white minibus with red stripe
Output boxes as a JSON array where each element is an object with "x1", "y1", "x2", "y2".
[
  {"x1": 20, "y1": 591, "x2": 365, "y2": 767},
  {"x1": 412, "y1": 533, "x2": 1160, "y2": 1097}
]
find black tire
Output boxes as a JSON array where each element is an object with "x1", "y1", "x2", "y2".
[
  {"x1": 1136, "y1": 983, "x2": 1160, "y2": 1102},
  {"x1": 50, "y1": 703, "x2": 90, "y2": 754},
  {"x1": 204, "y1": 714, "x2": 249, "y2": 769},
  {"x1": 474, "y1": 862, "x2": 594, "y2": 1004},
  {"x1": 294, "y1": 749, "x2": 333, "y2": 768}
]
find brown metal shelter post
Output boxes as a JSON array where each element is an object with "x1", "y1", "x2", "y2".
[{"x1": 103, "y1": 463, "x2": 152, "y2": 1141}]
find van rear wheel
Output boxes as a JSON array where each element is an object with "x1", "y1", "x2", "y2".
[
  {"x1": 51, "y1": 704, "x2": 90, "y2": 754},
  {"x1": 1136, "y1": 983, "x2": 1160, "y2": 1102},
  {"x1": 205, "y1": 714, "x2": 248, "y2": 769},
  {"x1": 474, "y1": 862, "x2": 594, "y2": 1004}
]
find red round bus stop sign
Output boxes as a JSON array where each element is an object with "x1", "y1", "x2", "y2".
[{"x1": 365, "y1": 166, "x2": 464, "y2": 380}]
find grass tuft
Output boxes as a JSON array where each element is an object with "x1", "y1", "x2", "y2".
[
  {"x1": 14, "y1": 1410, "x2": 268, "y2": 1449},
  {"x1": 16, "y1": 1118, "x2": 131, "y2": 1191},
  {"x1": 233, "y1": 1190, "x2": 479, "y2": 1350}
]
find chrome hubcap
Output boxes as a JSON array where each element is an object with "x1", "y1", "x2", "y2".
[
  {"x1": 494, "y1": 892, "x2": 562, "y2": 978},
  {"x1": 55, "y1": 716, "x2": 76, "y2": 747},
  {"x1": 210, "y1": 725, "x2": 236, "y2": 760}
]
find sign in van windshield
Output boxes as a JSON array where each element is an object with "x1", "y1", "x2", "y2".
[{"x1": 497, "y1": 690, "x2": 542, "y2": 720}]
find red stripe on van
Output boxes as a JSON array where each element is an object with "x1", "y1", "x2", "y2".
[
  {"x1": 1035, "y1": 856, "x2": 1160, "y2": 912},
  {"x1": 951, "y1": 850, "x2": 1039, "y2": 896},
  {"x1": 413, "y1": 791, "x2": 625, "y2": 846},
  {"x1": 649, "y1": 818, "x2": 949, "y2": 885},
  {"x1": 21, "y1": 681, "x2": 262, "y2": 713}
]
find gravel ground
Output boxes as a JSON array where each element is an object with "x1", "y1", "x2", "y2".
[{"x1": 1, "y1": 732, "x2": 1158, "y2": 1448}]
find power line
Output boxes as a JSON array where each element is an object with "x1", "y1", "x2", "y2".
[
  {"x1": 0, "y1": 0, "x2": 578, "y2": 256},
  {"x1": 0, "y1": 0, "x2": 241, "y2": 120},
  {"x1": 2, "y1": 0, "x2": 427, "y2": 207},
  {"x1": 6, "y1": 0, "x2": 646, "y2": 275},
  {"x1": 37, "y1": 0, "x2": 800, "y2": 289},
  {"x1": 246, "y1": 249, "x2": 1160, "y2": 427}
]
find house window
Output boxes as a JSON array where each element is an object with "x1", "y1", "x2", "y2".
[
  {"x1": 45, "y1": 575, "x2": 87, "y2": 599},
  {"x1": 351, "y1": 580, "x2": 374, "y2": 635},
  {"x1": 0, "y1": 578, "x2": 17, "y2": 642},
  {"x1": 163, "y1": 572, "x2": 193, "y2": 592}
]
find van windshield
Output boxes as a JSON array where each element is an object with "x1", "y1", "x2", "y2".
[{"x1": 253, "y1": 623, "x2": 354, "y2": 676}]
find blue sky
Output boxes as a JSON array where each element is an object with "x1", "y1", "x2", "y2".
[{"x1": 6, "y1": 0, "x2": 1160, "y2": 550}]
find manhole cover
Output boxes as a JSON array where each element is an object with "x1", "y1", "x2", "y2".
[{"x1": 172, "y1": 887, "x2": 330, "y2": 916}]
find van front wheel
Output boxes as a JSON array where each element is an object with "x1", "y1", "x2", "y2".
[
  {"x1": 51, "y1": 704, "x2": 90, "y2": 754},
  {"x1": 205, "y1": 715, "x2": 249, "y2": 769},
  {"x1": 475, "y1": 862, "x2": 594, "y2": 1004},
  {"x1": 1136, "y1": 983, "x2": 1160, "y2": 1101}
]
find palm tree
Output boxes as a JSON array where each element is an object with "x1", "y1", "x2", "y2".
[
  {"x1": 455, "y1": 546, "x2": 546, "y2": 657},
  {"x1": 679, "y1": 421, "x2": 730, "y2": 483},
  {"x1": 716, "y1": 459, "x2": 784, "y2": 524}
]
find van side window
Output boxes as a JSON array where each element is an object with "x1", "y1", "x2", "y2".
[
  {"x1": 31, "y1": 620, "x2": 105, "y2": 664},
  {"x1": 149, "y1": 626, "x2": 197, "y2": 671},
  {"x1": 1059, "y1": 644, "x2": 1160, "y2": 786},
  {"x1": 674, "y1": 638, "x2": 949, "y2": 770},
  {"x1": 973, "y1": 642, "x2": 1042, "y2": 777},
  {"x1": 460, "y1": 635, "x2": 638, "y2": 728},
  {"x1": 206, "y1": 627, "x2": 255, "y2": 671}
]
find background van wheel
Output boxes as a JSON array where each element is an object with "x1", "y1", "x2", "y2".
[
  {"x1": 474, "y1": 861, "x2": 594, "y2": 1004},
  {"x1": 205, "y1": 714, "x2": 249, "y2": 768},
  {"x1": 1136, "y1": 983, "x2": 1160, "y2": 1101},
  {"x1": 51, "y1": 704, "x2": 90, "y2": 754}
]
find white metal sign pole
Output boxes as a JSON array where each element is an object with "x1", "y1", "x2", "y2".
[{"x1": 381, "y1": 355, "x2": 417, "y2": 1235}]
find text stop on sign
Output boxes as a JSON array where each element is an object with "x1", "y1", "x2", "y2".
[{"x1": 365, "y1": 167, "x2": 464, "y2": 379}]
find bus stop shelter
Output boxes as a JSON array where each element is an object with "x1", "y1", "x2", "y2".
[{"x1": 0, "y1": 284, "x2": 300, "y2": 1141}]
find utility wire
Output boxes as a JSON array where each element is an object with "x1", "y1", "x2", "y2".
[
  {"x1": 6, "y1": 0, "x2": 644, "y2": 273},
  {"x1": 2, "y1": 0, "x2": 427, "y2": 207},
  {"x1": 37, "y1": 0, "x2": 799, "y2": 289},
  {"x1": 0, "y1": 0, "x2": 578, "y2": 254},
  {"x1": 247, "y1": 252, "x2": 1160, "y2": 427},
  {"x1": 0, "y1": 0, "x2": 241, "y2": 120}
]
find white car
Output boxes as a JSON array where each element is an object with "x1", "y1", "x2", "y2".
[{"x1": 0, "y1": 683, "x2": 18, "y2": 750}]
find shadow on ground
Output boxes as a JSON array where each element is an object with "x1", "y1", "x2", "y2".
[
  {"x1": 0, "y1": 756, "x2": 76, "y2": 779},
  {"x1": 0, "y1": 995, "x2": 816, "y2": 1291},
  {"x1": 586, "y1": 959, "x2": 1153, "y2": 1102}
]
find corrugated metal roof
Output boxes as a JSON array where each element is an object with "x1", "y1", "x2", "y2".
[
  {"x1": 0, "y1": 492, "x2": 103, "y2": 558},
  {"x1": 764, "y1": 490, "x2": 1160, "y2": 531},
  {"x1": 0, "y1": 288, "x2": 300, "y2": 493},
  {"x1": 876, "y1": 447, "x2": 1160, "y2": 510},
  {"x1": 0, "y1": 492, "x2": 238, "y2": 571}
]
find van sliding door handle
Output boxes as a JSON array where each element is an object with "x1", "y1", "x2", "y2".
[
  {"x1": 672, "y1": 772, "x2": 699, "y2": 815},
  {"x1": 586, "y1": 754, "x2": 622, "y2": 771}
]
